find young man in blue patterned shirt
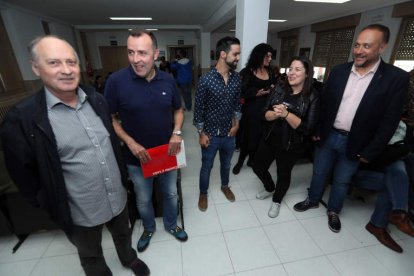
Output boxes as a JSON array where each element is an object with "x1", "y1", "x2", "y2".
[{"x1": 194, "y1": 36, "x2": 242, "y2": 211}]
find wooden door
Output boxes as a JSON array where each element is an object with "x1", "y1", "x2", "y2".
[{"x1": 99, "y1": 46, "x2": 128, "y2": 75}]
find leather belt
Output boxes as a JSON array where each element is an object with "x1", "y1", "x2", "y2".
[{"x1": 333, "y1": 127, "x2": 349, "y2": 136}]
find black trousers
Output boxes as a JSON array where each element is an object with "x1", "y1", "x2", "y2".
[
  {"x1": 253, "y1": 138, "x2": 305, "y2": 203},
  {"x1": 64, "y1": 207, "x2": 137, "y2": 276}
]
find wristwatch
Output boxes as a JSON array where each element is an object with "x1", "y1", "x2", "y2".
[{"x1": 172, "y1": 130, "x2": 182, "y2": 136}]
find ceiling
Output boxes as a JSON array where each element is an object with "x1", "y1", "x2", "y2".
[{"x1": 1, "y1": 0, "x2": 409, "y2": 33}]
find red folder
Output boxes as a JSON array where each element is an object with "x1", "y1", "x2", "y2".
[{"x1": 141, "y1": 141, "x2": 186, "y2": 178}]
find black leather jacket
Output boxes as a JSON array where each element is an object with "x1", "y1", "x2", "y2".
[{"x1": 262, "y1": 85, "x2": 320, "y2": 149}]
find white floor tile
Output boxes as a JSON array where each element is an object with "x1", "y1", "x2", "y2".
[
  {"x1": 367, "y1": 238, "x2": 414, "y2": 276},
  {"x1": 301, "y1": 216, "x2": 362, "y2": 254},
  {"x1": 224, "y1": 227, "x2": 280, "y2": 272},
  {"x1": 0, "y1": 231, "x2": 55, "y2": 263},
  {"x1": 182, "y1": 233, "x2": 233, "y2": 276},
  {"x1": 328, "y1": 247, "x2": 392, "y2": 276},
  {"x1": 283, "y1": 256, "x2": 340, "y2": 276},
  {"x1": 0, "y1": 259, "x2": 38, "y2": 276},
  {"x1": 30, "y1": 254, "x2": 82, "y2": 276},
  {"x1": 139, "y1": 239, "x2": 182, "y2": 276},
  {"x1": 264, "y1": 221, "x2": 323, "y2": 263},
  {"x1": 235, "y1": 264, "x2": 287, "y2": 276},
  {"x1": 43, "y1": 231, "x2": 77, "y2": 257},
  {"x1": 237, "y1": 178, "x2": 262, "y2": 200},
  {"x1": 215, "y1": 201, "x2": 260, "y2": 232},
  {"x1": 182, "y1": 206, "x2": 222, "y2": 237}
]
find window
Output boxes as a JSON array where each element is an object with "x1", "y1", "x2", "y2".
[
  {"x1": 280, "y1": 36, "x2": 297, "y2": 70},
  {"x1": 312, "y1": 27, "x2": 355, "y2": 81},
  {"x1": 392, "y1": 17, "x2": 414, "y2": 72}
]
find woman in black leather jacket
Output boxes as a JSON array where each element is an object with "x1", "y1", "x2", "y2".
[{"x1": 252, "y1": 56, "x2": 319, "y2": 218}]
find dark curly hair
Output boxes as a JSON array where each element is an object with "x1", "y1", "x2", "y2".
[{"x1": 245, "y1": 43, "x2": 274, "y2": 71}]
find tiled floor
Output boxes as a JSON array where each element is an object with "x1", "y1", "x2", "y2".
[{"x1": 1, "y1": 111, "x2": 414, "y2": 276}]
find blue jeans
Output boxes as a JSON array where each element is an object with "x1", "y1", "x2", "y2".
[
  {"x1": 353, "y1": 160, "x2": 409, "y2": 228},
  {"x1": 127, "y1": 165, "x2": 178, "y2": 232},
  {"x1": 199, "y1": 136, "x2": 235, "y2": 194},
  {"x1": 179, "y1": 83, "x2": 192, "y2": 110},
  {"x1": 308, "y1": 130, "x2": 360, "y2": 213}
]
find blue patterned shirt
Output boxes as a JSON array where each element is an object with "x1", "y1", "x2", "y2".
[{"x1": 194, "y1": 67, "x2": 242, "y2": 137}]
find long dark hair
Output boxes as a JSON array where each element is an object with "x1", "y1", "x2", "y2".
[
  {"x1": 245, "y1": 43, "x2": 274, "y2": 71},
  {"x1": 286, "y1": 56, "x2": 314, "y2": 97}
]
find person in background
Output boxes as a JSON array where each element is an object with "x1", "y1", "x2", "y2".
[
  {"x1": 253, "y1": 56, "x2": 319, "y2": 218},
  {"x1": 194, "y1": 36, "x2": 241, "y2": 211},
  {"x1": 159, "y1": 56, "x2": 171, "y2": 73},
  {"x1": 0, "y1": 35, "x2": 149, "y2": 276},
  {"x1": 171, "y1": 50, "x2": 193, "y2": 111},
  {"x1": 105, "y1": 29, "x2": 188, "y2": 253},
  {"x1": 94, "y1": 75, "x2": 104, "y2": 94},
  {"x1": 232, "y1": 43, "x2": 276, "y2": 174},
  {"x1": 353, "y1": 157, "x2": 414, "y2": 253},
  {"x1": 293, "y1": 24, "x2": 409, "y2": 233}
]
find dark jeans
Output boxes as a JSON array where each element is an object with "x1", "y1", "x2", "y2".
[
  {"x1": 199, "y1": 136, "x2": 235, "y2": 194},
  {"x1": 178, "y1": 83, "x2": 192, "y2": 110},
  {"x1": 253, "y1": 138, "x2": 305, "y2": 203},
  {"x1": 353, "y1": 160, "x2": 409, "y2": 228},
  {"x1": 308, "y1": 130, "x2": 360, "y2": 213},
  {"x1": 64, "y1": 207, "x2": 137, "y2": 276}
]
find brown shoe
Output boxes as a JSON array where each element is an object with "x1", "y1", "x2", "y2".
[
  {"x1": 389, "y1": 211, "x2": 414, "y2": 237},
  {"x1": 365, "y1": 222, "x2": 402, "y2": 253},
  {"x1": 221, "y1": 186, "x2": 235, "y2": 202},
  {"x1": 198, "y1": 194, "x2": 208, "y2": 211}
]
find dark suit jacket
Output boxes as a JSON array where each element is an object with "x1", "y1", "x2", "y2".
[{"x1": 318, "y1": 60, "x2": 409, "y2": 161}]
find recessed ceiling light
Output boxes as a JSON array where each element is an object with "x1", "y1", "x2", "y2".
[
  {"x1": 110, "y1": 17, "x2": 152, "y2": 20},
  {"x1": 268, "y1": 19, "x2": 287, "y2": 22},
  {"x1": 294, "y1": 0, "x2": 350, "y2": 3},
  {"x1": 146, "y1": 28, "x2": 158, "y2": 31}
]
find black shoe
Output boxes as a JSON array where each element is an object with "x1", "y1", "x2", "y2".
[
  {"x1": 232, "y1": 163, "x2": 242, "y2": 175},
  {"x1": 328, "y1": 211, "x2": 341, "y2": 233},
  {"x1": 293, "y1": 197, "x2": 319, "y2": 212},
  {"x1": 137, "y1": 230, "x2": 153, "y2": 252},
  {"x1": 130, "y1": 258, "x2": 150, "y2": 276}
]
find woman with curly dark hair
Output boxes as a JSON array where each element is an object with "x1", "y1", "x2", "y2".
[{"x1": 232, "y1": 43, "x2": 276, "y2": 174}]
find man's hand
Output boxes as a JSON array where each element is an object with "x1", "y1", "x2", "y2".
[
  {"x1": 311, "y1": 136, "x2": 321, "y2": 141},
  {"x1": 127, "y1": 141, "x2": 151, "y2": 163},
  {"x1": 199, "y1": 132, "x2": 210, "y2": 148},
  {"x1": 228, "y1": 125, "x2": 239, "y2": 137},
  {"x1": 357, "y1": 154, "x2": 369, "y2": 163},
  {"x1": 168, "y1": 134, "x2": 182, "y2": 155}
]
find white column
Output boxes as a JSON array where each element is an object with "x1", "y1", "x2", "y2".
[
  {"x1": 200, "y1": 32, "x2": 211, "y2": 75},
  {"x1": 236, "y1": 0, "x2": 270, "y2": 71}
]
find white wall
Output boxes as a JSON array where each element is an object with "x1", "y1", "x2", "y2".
[
  {"x1": 1, "y1": 5, "x2": 75, "y2": 80},
  {"x1": 87, "y1": 30, "x2": 200, "y2": 70}
]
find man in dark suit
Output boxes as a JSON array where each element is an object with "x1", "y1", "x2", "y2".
[{"x1": 293, "y1": 24, "x2": 409, "y2": 233}]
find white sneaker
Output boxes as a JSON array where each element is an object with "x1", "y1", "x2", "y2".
[
  {"x1": 256, "y1": 190, "x2": 272, "y2": 200},
  {"x1": 268, "y1": 202, "x2": 281, "y2": 218}
]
